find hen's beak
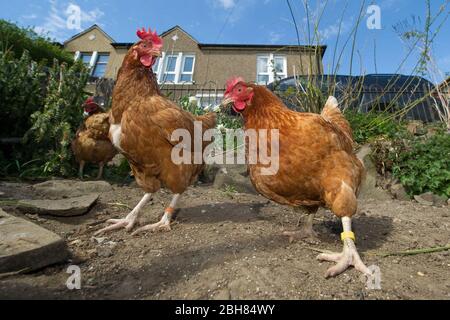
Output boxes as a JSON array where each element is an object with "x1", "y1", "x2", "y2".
[
  {"x1": 151, "y1": 49, "x2": 162, "y2": 57},
  {"x1": 219, "y1": 97, "x2": 234, "y2": 110}
]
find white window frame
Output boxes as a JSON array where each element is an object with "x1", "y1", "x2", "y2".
[
  {"x1": 179, "y1": 55, "x2": 196, "y2": 84},
  {"x1": 159, "y1": 52, "x2": 196, "y2": 84},
  {"x1": 161, "y1": 54, "x2": 179, "y2": 83},
  {"x1": 92, "y1": 53, "x2": 110, "y2": 78},
  {"x1": 256, "y1": 53, "x2": 287, "y2": 85}
]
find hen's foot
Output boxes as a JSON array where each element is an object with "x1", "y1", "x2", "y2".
[
  {"x1": 94, "y1": 193, "x2": 152, "y2": 235},
  {"x1": 131, "y1": 211, "x2": 173, "y2": 236},
  {"x1": 317, "y1": 239, "x2": 371, "y2": 278},
  {"x1": 95, "y1": 217, "x2": 137, "y2": 235},
  {"x1": 317, "y1": 217, "x2": 371, "y2": 278}
]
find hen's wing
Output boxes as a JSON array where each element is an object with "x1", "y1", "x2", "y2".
[{"x1": 84, "y1": 113, "x2": 111, "y2": 140}]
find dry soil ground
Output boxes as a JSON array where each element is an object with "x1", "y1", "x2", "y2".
[{"x1": 0, "y1": 181, "x2": 449, "y2": 300}]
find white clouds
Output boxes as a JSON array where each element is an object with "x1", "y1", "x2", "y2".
[
  {"x1": 21, "y1": 14, "x2": 38, "y2": 20},
  {"x1": 269, "y1": 31, "x2": 282, "y2": 44},
  {"x1": 34, "y1": 0, "x2": 104, "y2": 41},
  {"x1": 319, "y1": 20, "x2": 352, "y2": 41},
  {"x1": 216, "y1": 0, "x2": 236, "y2": 9}
]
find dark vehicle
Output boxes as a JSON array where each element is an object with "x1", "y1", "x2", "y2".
[{"x1": 269, "y1": 74, "x2": 440, "y2": 122}]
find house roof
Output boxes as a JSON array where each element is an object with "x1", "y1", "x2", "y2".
[
  {"x1": 160, "y1": 25, "x2": 199, "y2": 43},
  {"x1": 63, "y1": 24, "x2": 115, "y2": 45},
  {"x1": 438, "y1": 77, "x2": 450, "y2": 89},
  {"x1": 68, "y1": 24, "x2": 327, "y2": 57}
]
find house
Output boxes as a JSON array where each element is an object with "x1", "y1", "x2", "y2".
[
  {"x1": 64, "y1": 25, "x2": 326, "y2": 107},
  {"x1": 437, "y1": 77, "x2": 450, "y2": 101}
]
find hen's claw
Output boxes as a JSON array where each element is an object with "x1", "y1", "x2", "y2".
[
  {"x1": 94, "y1": 217, "x2": 137, "y2": 235},
  {"x1": 131, "y1": 211, "x2": 172, "y2": 236},
  {"x1": 317, "y1": 240, "x2": 371, "y2": 278},
  {"x1": 131, "y1": 219, "x2": 172, "y2": 236}
]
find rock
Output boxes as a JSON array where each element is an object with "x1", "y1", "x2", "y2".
[
  {"x1": 213, "y1": 289, "x2": 231, "y2": 300},
  {"x1": 109, "y1": 153, "x2": 126, "y2": 167},
  {"x1": 213, "y1": 166, "x2": 256, "y2": 194},
  {"x1": 448, "y1": 199, "x2": 450, "y2": 206},
  {"x1": 17, "y1": 194, "x2": 99, "y2": 217},
  {"x1": 32, "y1": 180, "x2": 112, "y2": 199},
  {"x1": 414, "y1": 192, "x2": 447, "y2": 207},
  {"x1": 92, "y1": 237, "x2": 106, "y2": 244},
  {"x1": 356, "y1": 145, "x2": 391, "y2": 201},
  {"x1": 406, "y1": 121, "x2": 424, "y2": 135},
  {"x1": 96, "y1": 241, "x2": 117, "y2": 258},
  {"x1": 0, "y1": 209, "x2": 69, "y2": 273},
  {"x1": 200, "y1": 164, "x2": 221, "y2": 184},
  {"x1": 391, "y1": 184, "x2": 410, "y2": 201},
  {"x1": 96, "y1": 246, "x2": 114, "y2": 258}
]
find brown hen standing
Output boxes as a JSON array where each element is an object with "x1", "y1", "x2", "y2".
[
  {"x1": 96, "y1": 28, "x2": 216, "y2": 235},
  {"x1": 71, "y1": 97, "x2": 117, "y2": 179},
  {"x1": 221, "y1": 78, "x2": 371, "y2": 278}
]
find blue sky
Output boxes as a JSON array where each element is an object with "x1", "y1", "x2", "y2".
[{"x1": 2, "y1": 0, "x2": 449, "y2": 82}]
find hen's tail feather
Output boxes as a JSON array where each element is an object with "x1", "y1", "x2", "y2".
[
  {"x1": 196, "y1": 112, "x2": 217, "y2": 131},
  {"x1": 321, "y1": 96, "x2": 353, "y2": 142}
]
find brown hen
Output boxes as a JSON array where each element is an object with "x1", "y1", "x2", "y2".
[
  {"x1": 71, "y1": 98, "x2": 117, "y2": 179},
  {"x1": 221, "y1": 79, "x2": 371, "y2": 278},
  {"x1": 96, "y1": 28, "x2": 216, "y2": 235}
]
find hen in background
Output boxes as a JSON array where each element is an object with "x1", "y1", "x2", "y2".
[
  {"x1": 221, "y1": 78, "x2": 370, "y2": 278},
  {"x1": 71, "y1": 97, "x2": 117, "y2": 179},
  {"x1": 96, "y1": 28, "x2": 216, "y2": 235}
]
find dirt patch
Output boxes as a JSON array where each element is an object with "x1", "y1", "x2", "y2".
[{"x1": 0, "y1": 181, "x2": 449, "y2": 300}]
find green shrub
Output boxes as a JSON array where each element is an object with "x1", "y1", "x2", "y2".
[
  {"x1": 25, "y1": 59, "x2": 90, "y2": 177},
  {"x1": 344, "y1": 110, "x2": 408, "y2": 144},
  {"x1": 0, "y1": 50, "x2": 46, "y2": 138},
  {"x1": 391, "y1": 132, "x2": 450, "y2": 198},
  {"x1": 0, "y1": 20, "x2": 73, "y2": 65}
]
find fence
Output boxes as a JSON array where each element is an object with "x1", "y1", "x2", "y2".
[{"x1": 158, "y1": 82, "x2": 226, "y2": 109}]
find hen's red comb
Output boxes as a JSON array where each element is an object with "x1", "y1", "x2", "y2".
[
  {"x1": 136, "y1": 27, "x2": 163, "y2": 48},
  {"x1": 225, "y1": 77, "x2": 245, "y2": 94},
  {"x1": 84, "y1": 97, "x2": 97, "y2": 107}
]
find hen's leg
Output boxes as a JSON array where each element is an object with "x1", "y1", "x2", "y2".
[
  {"x1": 78, "y1": 161, "x2": 85, "y2": 179},
  {"x1": 283, "y1": 206, "x2": 319, "y2": 242},
  {"x1": 317, "y1": 216, "x2": 371, "y2": 278},
  {"x1": 132, "y1": 194, "x2": 181, "y2": 236},
  {"x1": 96, "y1": 162, "x2": 104, "y2": 180},
  {"x1": 95, "y1": 193, "x2": 152, "y2": 235},
  {"x1": 283, "y1": 214, "x2": 318, "y2": 242}
]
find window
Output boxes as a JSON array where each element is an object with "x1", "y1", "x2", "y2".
[
  {"x1": 273, "y1": 56, "x2": 287, "y2": 81},
  {"x1": 162, "y1": 55, "x2": 178, "y2": 83},
  {"x1": 180, "y1": 55, "x2": 195, "y2": 83},
  {"x1": 256, "y1": 54, "x2": 287, "y2": 85},
  {"x1": 159, "y1": 53, "x2": 196, "y2": 84},
  {"x1": 92, "y1": 54, "x2": 109, "y2": 78},
  {"x1": 257, "y1": 56, "x2": 270, "y2": 84},
  {"x1": 76, "y1": 52, "x2": 110, "y2": 78},
  {"x1": 79, "y1": 53, "x2": 93, "y2": 67},
  {"x1": 152, "y1": 57, "x2": 160, "y2": 74}
]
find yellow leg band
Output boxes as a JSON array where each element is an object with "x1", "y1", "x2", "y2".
[{"x1": 341, "y1": 231, "x2": 355, "y2": 242}]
